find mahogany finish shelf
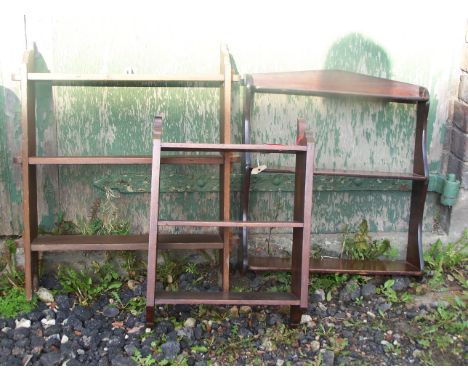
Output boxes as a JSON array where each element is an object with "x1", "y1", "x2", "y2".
[
  {"x1": 145, "y1": 116, "x2": 315, "y2": 327},
  {"x1": 31, "y1": 233, "x2": 223, "y2": 251},
  {"x1": 158, "y1": 220, "x2": 304, "y2": 228},
  {"x1": 241, "y1": 69, "x2": 430, "y2": 276},
  {"x1": 161, "y1": 142, "x2": 307, "y2": 153},
  {"x1": 255, "y1": 166, "x2": 427, "y2": 181},
  {"x1": 28, "y1": 155, "x2": 226, "y2": 165},
  {"x1": 12, "y1": 73, "x2": 241, "y2": 87},
  {"x1": 248, "y1": 70, "x2": 429, "y2": 103},
  {"x1": 154, "y1": 291, "x2": 300, "y2": 305},
  {"x1": 248, "y1": 256, "x2": 422, "y2": 276},
  {"x1": 15, "y1": 46, "x2": 237, "y2": 301}
]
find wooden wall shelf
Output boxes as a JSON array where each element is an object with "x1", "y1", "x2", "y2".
[
  {"x1": 240, "y1": 70, "x2": 429, "y2": 276},
  {"x1": 15, "y1": 46, "x2": 241, "y2": 303},
  {"x1": 145, "y1": 116, "x2": 315, "y2": 327}
]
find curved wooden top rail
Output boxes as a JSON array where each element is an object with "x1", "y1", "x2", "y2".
[{"x1": 246, "y1": 70, "x2": 429, "y2": 103}]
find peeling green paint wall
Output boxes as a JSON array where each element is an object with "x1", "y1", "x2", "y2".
[{"x1": 0, "y1": 5, "x2": 466, "y2": 238}]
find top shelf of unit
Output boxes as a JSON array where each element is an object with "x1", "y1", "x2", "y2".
[
  {"x1": 13, "y1": 73, "x2": 241, "y2": 87},
  {"x1": 246, "y1": 70, "x2": 429, "y2": 103}
]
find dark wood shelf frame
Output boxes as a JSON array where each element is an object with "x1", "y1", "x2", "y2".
[
  {"x1": 240, "y1": 70, "x2": 429, "y2": 276},
  {"x1": 145, "y1": 116, "x2": 315, "y2": 327},
  {"x1": 16, "y1": 46, "x2": 238, "y2": 300}
]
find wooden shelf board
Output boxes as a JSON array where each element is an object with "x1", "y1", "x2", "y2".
[
  {"x1": 252, "y1": 166, "x2": 426, "y2": 180},
  {"x1": 161, "y1": 143, "x2": 307, "y2": 153},
  {"x1": 155, "y1": 291, "x2": 300, "y2": 305},
  {"x1": 28, "y1": 155, "x2": 225, "y2": 165},
  {"x1": 249, "y1": 70, "x2": 429, "y2": 103},
  {"x1": 315, "y1": 169, "x2": 427, "y2": 181},
  {"x1": 12, "y1": 73, "x2": 241, "y2": 86},
  {"x1": 31, "y1": 233, "x2": 223, "y2": 251},
  {"x1": 248, "y1": 256, "x2": 422, "y2": 276},
  {"x1": 158, "y1": 220, "x2": 304, "y2": 228}
]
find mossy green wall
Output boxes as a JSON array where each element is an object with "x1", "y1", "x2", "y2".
[{"x1": 1, "y1": 3, "x2": 467, "y2": 237}]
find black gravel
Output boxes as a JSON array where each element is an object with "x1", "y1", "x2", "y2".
[{"x1": 0, "y1": 271, "x2": 466, "y2": 366}]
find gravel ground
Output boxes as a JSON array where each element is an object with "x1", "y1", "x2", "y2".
[{"x1": 0, "y1": 267, "x2": 466, "y2": 366}]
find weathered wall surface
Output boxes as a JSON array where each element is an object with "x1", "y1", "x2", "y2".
[{"x1": 1, "y1": 3, "x2": 467, "y2": 246}]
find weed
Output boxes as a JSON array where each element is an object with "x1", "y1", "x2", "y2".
[
  {"x1": 230, "y1": 323, "x2": 239, "y2": 336},
  {"x1": 377, "y1": 279, "x2": 399, "y2": 303},
  {"x1": 158, "y1": 251, "x2": 184, "y2": 285},
  {"x1": 0, "y1": 288, "x2": 37, "y2": 318},
  {"x1": 111, "y1": 292, "x2": 146, "y2": 315},
  {"x1": 191, "y1": 345, "x2": 208, "y2": 353},
  {"x1": 79, "y1": 188, "x2": 130, "y2": 236},
  {"x1": 382, "y1": 341, "x2": 401, "y2": 355},
  {"x1": 57, "y1": 262, "x2": 122, "y2": 305},
  {"x1": 184, "y1": 263, "x2": 198, "y2": 275},
  {"x1": 119, "y1": 251, "x2": 145, "y2": 279},
  {"x1": 264, "y1": 272, "x2": 291, "y2": 292},
  {"x1": 131, "y1": 349, "x2": 156, "y2": 366},
  {"x1": 309, "y1": 273, "x2": 350, "y2": 293},
  {"x1": 410, "y1": 298, "x2": 466, "y2": 360},
  {"x1": 354, "y1": 296, "x2": 364, "y2": 306},
  {"x1": 423, "y1": 229, "x2": 467, "y2": 288},
  {"x1": 341, "y1": 219, "x2": 399, "y2": 260},
  {"x1": 264, "y1": 323, "x2": 299, "y2": 346},
  {"x1": 318, "y1": 323, "x2": 335, "y2": 339},
  {"x1": 328, "y1": 336, "x2": 348, "y2": 353},
  {"x1": 1, "y1": 238, "x2": 24, "y2": 289},
  {"x1": 44, "y1": 211, "x2": 77, "y2": 235}
]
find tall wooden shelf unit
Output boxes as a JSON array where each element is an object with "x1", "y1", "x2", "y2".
[
  {"x1": 15, "y1": 46, "x2": 240, "y2": 300},
  {"x1": 241, "y1": 70, "x2": 430, "y2": 276}
]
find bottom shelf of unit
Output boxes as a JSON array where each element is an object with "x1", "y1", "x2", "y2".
[
  {"x1": 248, "y1": 256, "x2": 422, "y2": 276},
  {"x1": 154, "y1": 291, "x2": 300, "y2": 305},
  {"x1": 30, "y1": 233, "x2": 223, "y2": 251}
]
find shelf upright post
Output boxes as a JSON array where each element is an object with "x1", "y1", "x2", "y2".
[
  {"x1": 219, "y1": 45, "x2": 232, "y2": 292},
  {"x1": 240, "y1": 75, "x2": 254, "y2": 273},
  {"x1": 407, "y1": 101, "x2": 429, "y2": 271},
  {"x1": 20, "y1": 50, "x2": 39, "y2": 299},
  {"x1": 145, "y1": 116, "x2": 163, "y2": 328},
  {"x1": 290, "y1": 119, "x2": 315, "y2": 324}
]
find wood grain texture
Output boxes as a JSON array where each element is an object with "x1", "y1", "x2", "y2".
[
  {"x1": 291, "y1": 119, "x2": 314, "y2": 308},
  {"x1": 21, "y1": 50, "x2": 38, "y2": 299},
  {"x1": 145, "y1": 116, "x2": 162, "y2": 325},
  {"x1": 219, "y1": 45, "x2": 232, "y2": 292},
  {"x1": 28, "y1": 155, "x2": 225, "y2": 165},
  {"x1": 161, "y1": 142, "x2": 307, "y2": 152},
  {"x1": 154, "y1": 291, "x2": 300, "y2": 305},
  {"x1": 158, "y1": 220, "x2": 304, "y2": 228},
  {"x1": 407, "y1": 101, "x2": 429, "y2": 270},
  {"x1": 248, "y1": 256, "x2": 422, "y2": 276},
  {"x1": 31, "y1": 233, "x2": 223, "y2": 251},
  {"x1": 250, "y1": 70, "x2": 429, "y2": 102},
  {"x1": 259, "y1": 167, "x2": 427, "y2": 180}
]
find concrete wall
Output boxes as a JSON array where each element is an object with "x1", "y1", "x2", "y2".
[{"x1": 1, "y1": 2, "x2": 467, "y2": 249}]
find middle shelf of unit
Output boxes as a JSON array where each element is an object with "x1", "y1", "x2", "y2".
[
  {"x1": 157, "y1": 220, "x2": 304, "y2": 228},
  {"x1": 160, "y1": 143, "x2": 307, "y2": 153},
  {"x1": 246, "y1": 166, "x2": 426, "y2": 181},
  {"x1": 28, "y1": 154, "x2": 228, "y2": 165},
  {"x1": 28, "y1": 156, "x2": 426, "y2": 181}
]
